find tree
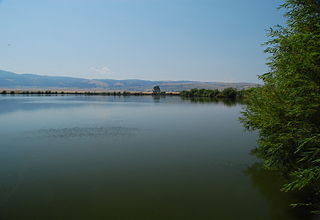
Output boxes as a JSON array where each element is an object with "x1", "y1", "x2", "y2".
[
  {"x1": 241, "y1": 0, "x2": 320, "y2": 213},
  {"x1": 220, "y1": 88, "x2": 237, "y2": 99},
  {"x1": 153, "y1": 86, "x2": 161, "y2": 94}
]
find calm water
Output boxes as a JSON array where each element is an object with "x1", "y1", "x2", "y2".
[{"x1": 0, "y1": 95, "x2": 313, "y2": 220}]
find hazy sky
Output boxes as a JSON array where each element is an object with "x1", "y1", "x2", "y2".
[{"x1": 0, "y1": 0, "x2": 284, "y2": 82}]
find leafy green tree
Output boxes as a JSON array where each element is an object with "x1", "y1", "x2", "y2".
[
  {"x1": 220, "y1": 88, "x2": 237, "y2": 99},
  {"x1": 241, "y1": 0, "x2": 320, "y2": 213},
  {"x1": 180, "y1": 88, "x2": 248, "y2": 99},
  {"x1": 153, "y1": 85, "x2": 161, "y2": 94}
]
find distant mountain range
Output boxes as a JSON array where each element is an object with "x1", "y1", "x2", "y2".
[{"x1": 0, "y1": 70, "x2": 259, "y2": 91}]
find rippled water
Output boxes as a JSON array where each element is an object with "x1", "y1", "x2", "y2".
[{"x1": 0, "y1": 95, "x2": 313, "y2": 219}]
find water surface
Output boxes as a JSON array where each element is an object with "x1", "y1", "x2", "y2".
[{"x1": 0, "y1": 95, "x2": 313, "y2": 219}]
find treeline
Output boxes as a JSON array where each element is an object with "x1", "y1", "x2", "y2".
[
  {"x1": 0, "y1": 90, "x2": 178, "y2": 96},
  {"x1": 180, "y1": 88, "x2": 250, "y2": 99},
  {"x1": 0, "y1": 89, "x2": 252, "y2": 98}
]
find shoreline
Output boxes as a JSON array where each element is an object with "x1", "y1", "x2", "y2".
[{"x1": 0, "y1": 89, "x2": 180, "y2": 96}]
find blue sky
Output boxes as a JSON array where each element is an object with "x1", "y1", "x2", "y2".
[{"x1": 0, "y1": 0, "x2": 284, "y2": 82}]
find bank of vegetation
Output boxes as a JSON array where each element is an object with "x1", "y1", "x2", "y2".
[
  {"x1": 180, "y1": 88, "x2": 252, "y2": 100},
  {"x1": 241, "y1": 0, "x2": 320, "y2": 214},
  {"x1": 0, "y1": 88, "x2": 254, "y2": 100},
  {"x1": 0, "y1": 90, "x2": 178, "y2": 96}
]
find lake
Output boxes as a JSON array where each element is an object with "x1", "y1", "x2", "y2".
[{"x1": 0, "y1": 95, "x2": 313, "y2": 220}]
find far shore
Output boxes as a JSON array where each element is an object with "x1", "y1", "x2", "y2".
[{"x1": 0, "y1": 89, "x2": 180, "y2": 96}]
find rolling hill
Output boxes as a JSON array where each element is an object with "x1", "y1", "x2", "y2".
[{"x1": 0, "y1": 70, "x2": 258, "y2": 91}]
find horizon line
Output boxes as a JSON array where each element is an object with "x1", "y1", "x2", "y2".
[{"x1": 0, "y1": 69, "x2": 260, "y2": 85}]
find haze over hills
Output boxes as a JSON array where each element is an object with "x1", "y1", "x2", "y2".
[{"x1": 0, "y1": 70, "x2": 259, "y2": 92}]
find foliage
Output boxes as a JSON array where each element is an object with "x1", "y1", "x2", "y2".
[
  {"x1": 241, "y1": 0, "x2": 320, "y2": 212},
  {"x1": 220, "y1": 88, "x2": 238, "y2": 99},
  {"x1": 153, "y1": 86, "x2": 161, "y2": 94},
  {"x1": 180, "y1": 88, "x2": 250, "y2": 99}
]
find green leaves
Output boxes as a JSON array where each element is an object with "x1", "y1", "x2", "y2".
[
  {"x1": 282, "y1": 167, "x2": 320, "y2": 195},
  {"x1": 180, "y1": 88, "x2": 244, "y2": 99},
  {"x1": 241, "y1": 0, "x2": 320, "y2": 213}
]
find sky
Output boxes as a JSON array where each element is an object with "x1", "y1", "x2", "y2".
[{"x1": 0, "y1": 0, "x2": 285, "y2": 82}]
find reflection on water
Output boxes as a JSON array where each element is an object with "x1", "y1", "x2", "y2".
[
  {"x1": 0, "y1": 95, "x2": 314, "y2": 219},
  {"x1": 180, "y1": 97, "x2": 243, "y2": 106},
  {"x1": 35, "y1": 127, "x2": 140, "y2": 138},
  {"x1": 244, "y1": 163, "x2": 314, "y2": 220}
]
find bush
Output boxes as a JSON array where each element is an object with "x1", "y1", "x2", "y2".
[{"x1": 241, "y1": 0, "x2": 320, "y2": 213}]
